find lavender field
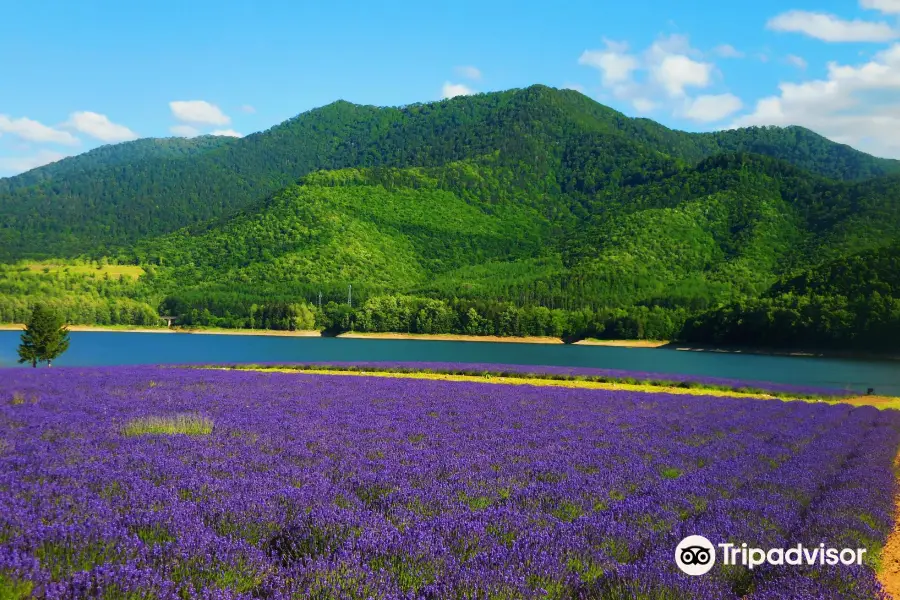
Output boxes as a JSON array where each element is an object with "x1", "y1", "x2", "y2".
[{"x1": 1, "y1": 366, "x2": 899, "y2": 599}]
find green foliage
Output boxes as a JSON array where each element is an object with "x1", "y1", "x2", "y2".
[
  {"x1": 35, "y1": 538, "x2": 124, "y2": 581},
  {"x1": 2, "y1": 87, "x2": 900, "y2": 351},
  {"x1": 681, "y1": 244, "x2": 900, "y2": 351},
  {"x1": 123, "y1": 415, "x2": 214, "y2": 436},
  {"x1": 17, "y1": 304, "x2": 70, "y2": 367},
  {"x1": 3, "y1": 86, "x2": 897, "y2": 260},
  {"x1": 0, "y1": 263, "x2": 160, "y2": 327},
  {"x1": 0, "y1": 572, "x2": 34, "y2": 600}
]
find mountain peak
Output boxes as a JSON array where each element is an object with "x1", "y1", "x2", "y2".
[{"x1": 2, "y1": 85, "x2": 898, "y2": 259}]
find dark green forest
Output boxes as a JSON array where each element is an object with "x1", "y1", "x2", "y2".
[{"x1": 1, "y1": 85, "x2": 899, "y2": 352}]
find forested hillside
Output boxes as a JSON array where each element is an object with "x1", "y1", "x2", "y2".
[
  {"x1": 681, "y1": 244, "x2": 900, "y2": 351},
  {"x1": 0, "y1": 136, "x2": 234, "y2": 193},
  {"x1": 3, "y1": 85, "x2": 899, "y2": 259},
  {"x1": 1, "y1": 85, "x2": 899, "y2": 351}
]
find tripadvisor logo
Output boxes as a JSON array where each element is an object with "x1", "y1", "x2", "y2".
[
  {"x1": 675, "y1": 536, "x2": 868, "y2": 576},
  {"x1": 675, "y1": 535, "x2": 716, "y2": 575}
]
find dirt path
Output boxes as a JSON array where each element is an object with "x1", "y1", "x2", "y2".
[{"x1": 879, "y1": 454, "x2": 900, "y2": 598}]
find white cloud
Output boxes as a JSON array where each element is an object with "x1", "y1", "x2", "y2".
[
  {"x1": 651, "y1": 54, "x2": 713, "y2": 96},
  {"x1": 454, "y1": 65, "x2": 482, "y2": 80},
  {"x1": 441, "y1": 82, "x2": 476, "y2": 99},
  {"x1": 632, "y1": 98, "x2": 658, "y2": 112},
  {"x1": 0, "y1": 115, "x2": 79, "y2": 145},
  {"x1": 66, "y1": 111, "x2": 138, "y2": 143},
  {"x1": 578, "y1": 40, "x2": 640, "y2": 86},
  {"x1": 730, "y1": 42, "x2": 900, "y2": 157},
  {"x1": 580, "y1": 34, "x2": 713, "y2": 98},
  {"x1": 211, "y1": 129, "x2": 243, "y2": 137},
  {"x1": 645, "y1": 34, "x2": 703, "y2": 61},
  {"x1": 766, "y1": 10, "x2": 897, "y2": 42},
  {"x1": 713, "y1": 44, "x2": 744, "y2": 58},
  {"x1": 169, "y1": 124, "x2": 200, "y2": 138},
  {"x1": 682, "y1": 93, "x2": 744, "y2": 122},
  {"x1": 169, "y1": 100, "x2": 231, "y2": 125},
  {"x1": 786, "y1": 54, "x2": 808, "y2": 69},
  {"x1": 0, "y1": 150, "x2": 69, "y2": 176},
  {"x1": 861, "y1": 0, "x2": 900, "y2": 14},
  {"x1": 579, "y1": 34, "x2": 730, "y2": 121},
  {"x1": 240, "y1": 104, "x2": 256, "y2": 114}
]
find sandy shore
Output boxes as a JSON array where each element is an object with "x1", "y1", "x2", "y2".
[
  {"x1": 336, "y1": 332, "x2": 565, "y2": 344},
  {"x1": 0, "y1": 324, "x2": 321, "y2": 337},
  {"x1": 574, "y1": 339, "x2": 669, "y2": 348},
  {"x1": 182, "y1": 328, "x2": 321, "y2": 337},
  {"x1": 0, "y1": 324, "x2": 173, "y2": 334}
]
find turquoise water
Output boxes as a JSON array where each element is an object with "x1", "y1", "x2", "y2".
[{"x1": 1, "y1": 331, "x2": 897, "y2": 394}]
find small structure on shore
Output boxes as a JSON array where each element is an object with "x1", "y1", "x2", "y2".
[{"x1": 161, "y1": 316, "x2": 177, "y2": 329}]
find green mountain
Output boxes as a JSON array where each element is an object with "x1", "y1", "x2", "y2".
[
  {"x1": 3, "y1": 85, "x2": 899, "y2": 260},
  {"x1": 0, "y1": 136, "x2": 234, "y2": 192},
  {"x1": 2, "y1": 85, "x2": 899, "y2": 351},
  {"x1": 140, "y1": 152, "x2": 900, "y2": 313},
  {"x1": 681, "y1": 243, "x2": 900, "y2": 351}
]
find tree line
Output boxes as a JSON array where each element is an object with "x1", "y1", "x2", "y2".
[{"x1": 164, "y1": 293, "x2": 687, "y2": 341}]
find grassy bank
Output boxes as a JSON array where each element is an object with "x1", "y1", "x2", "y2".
[{"x1": 20, "y1": 261, "x2": 145, "y2": 279}]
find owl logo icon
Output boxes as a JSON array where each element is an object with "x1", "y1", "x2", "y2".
[{"x1": 675, "y1": 535, "x2": 716, "y2": 575}]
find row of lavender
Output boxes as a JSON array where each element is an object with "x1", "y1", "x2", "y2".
[
  {"x1": 241, "y1": 360, "x2": 856, "y2": 397},
  {"x1": 1, "y1": 366, "x2": 897, "y2": 599}
]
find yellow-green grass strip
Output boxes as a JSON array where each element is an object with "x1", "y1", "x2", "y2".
[
  {"x1": 204, "y1": 365, "x2": 900, "y2": 409},
  {"x1": 123, "y1": 414, "x2": 213, "y2": 436}
]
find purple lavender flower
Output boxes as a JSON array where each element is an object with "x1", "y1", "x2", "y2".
[{"x1": 0, "y1": 366, "x2": 895, "y2": 598}]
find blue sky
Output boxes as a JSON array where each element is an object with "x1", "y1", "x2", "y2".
[{"x1": 3, "y1": 0, "x2": 900, "y2": 176}]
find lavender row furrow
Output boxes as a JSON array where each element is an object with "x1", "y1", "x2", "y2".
[{"x1": 0, "y1": 366, "x2": 896, "y2": 599}]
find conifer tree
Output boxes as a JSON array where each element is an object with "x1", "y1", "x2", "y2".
[{"x1": 18, "y1": 304, "x2": 70, "y2": 368}]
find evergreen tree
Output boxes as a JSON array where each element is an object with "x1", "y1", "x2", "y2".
[{"x1": 18, "y1": 304, "x2": 70, "y2": 368}]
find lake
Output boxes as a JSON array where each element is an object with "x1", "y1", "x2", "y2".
[{"x1": 1, "y1": 331, "x2": 898, "y2": 395}]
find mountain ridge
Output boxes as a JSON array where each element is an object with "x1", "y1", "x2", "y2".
[
  {"x1": 1, "y1": 85, "x2": 899, "y2": 351},
  {"x1": 3, "y1": 85, "x2": 899, "y2": 260}
]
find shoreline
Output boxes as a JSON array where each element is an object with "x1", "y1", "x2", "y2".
[
  {"x1": 1, "y1": 323, "x2": 896, "y2": 360},
  {"x1": 0, "y1": 324, "x2": 321, "y2": 337},
  {"x1": 574, "y1": 339, "x2": 669, "y2": 348},
  {"x1": 180, "y1": 328, "x2": 321, "y2": 337},
  {"x1": 335, "y1": 332, "x2": 564, "y2": 344}
]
